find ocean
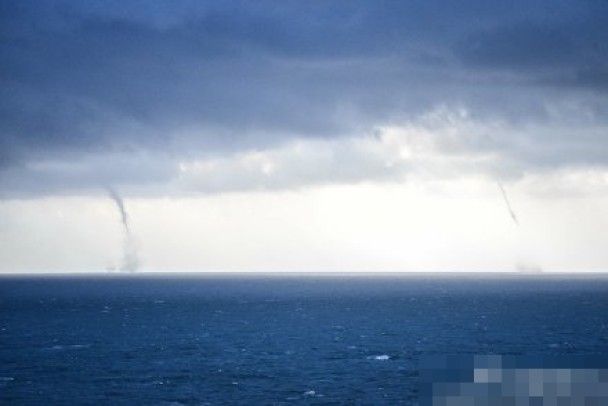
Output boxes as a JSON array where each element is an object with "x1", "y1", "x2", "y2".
[{"x1": 1, "y1": 273, "x2": 607, "y2": 404}]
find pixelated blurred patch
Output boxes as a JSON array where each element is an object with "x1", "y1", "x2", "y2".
[{"x1": 419, "y1": 355, "x2": 608, "y2": 406}]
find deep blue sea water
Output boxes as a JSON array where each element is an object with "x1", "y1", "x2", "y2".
[{"x1": 1, "y1": 273, "x2": 607, "y2": 405}]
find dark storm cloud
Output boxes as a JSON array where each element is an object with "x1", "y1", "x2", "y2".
[
  {"x1": 457, "y1": 2, "x2": 608, "y2": 90},
  {"x1": 0, "y1": 0, "x2": 607, "y2": 196}
]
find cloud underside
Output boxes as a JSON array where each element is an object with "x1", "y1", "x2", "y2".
[{"x1": 1, "y1": 1, "x2": 607, "y2": 197}]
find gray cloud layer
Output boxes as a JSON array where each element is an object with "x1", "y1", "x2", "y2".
[{"x1": 1, "y1": 0, "x2": 607, "y2": 196}]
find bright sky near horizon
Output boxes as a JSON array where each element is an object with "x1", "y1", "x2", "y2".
[{"x1": 1, "y1": 1, "x2": 607, "y2": 272}]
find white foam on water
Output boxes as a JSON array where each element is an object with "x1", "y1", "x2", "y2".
[
  {"x1": 69, "y1": 344, "x2": 91, "y2": 349},
  {"x1": 47, "y1": 344, "x2": 91, "y2": 350},
  {"x1": 369, "y1": 354, "x2": 390, "y2": 360}
]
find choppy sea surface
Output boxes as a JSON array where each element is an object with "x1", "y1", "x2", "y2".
[{"x1": 0, "y1": 273, "x2": 607, "y2": 405}]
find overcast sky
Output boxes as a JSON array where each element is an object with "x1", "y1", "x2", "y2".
[{"x1": 1, "y1": 0, "x2": 607, "y2": 272}]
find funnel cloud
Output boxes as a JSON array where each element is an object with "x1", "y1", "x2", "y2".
[
  {"x1": 107, "y1": 188, "x2": 139, "y2": 272},
  {"x1": 498, "y1": 183, "x2": 519, "y2": 226}
]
